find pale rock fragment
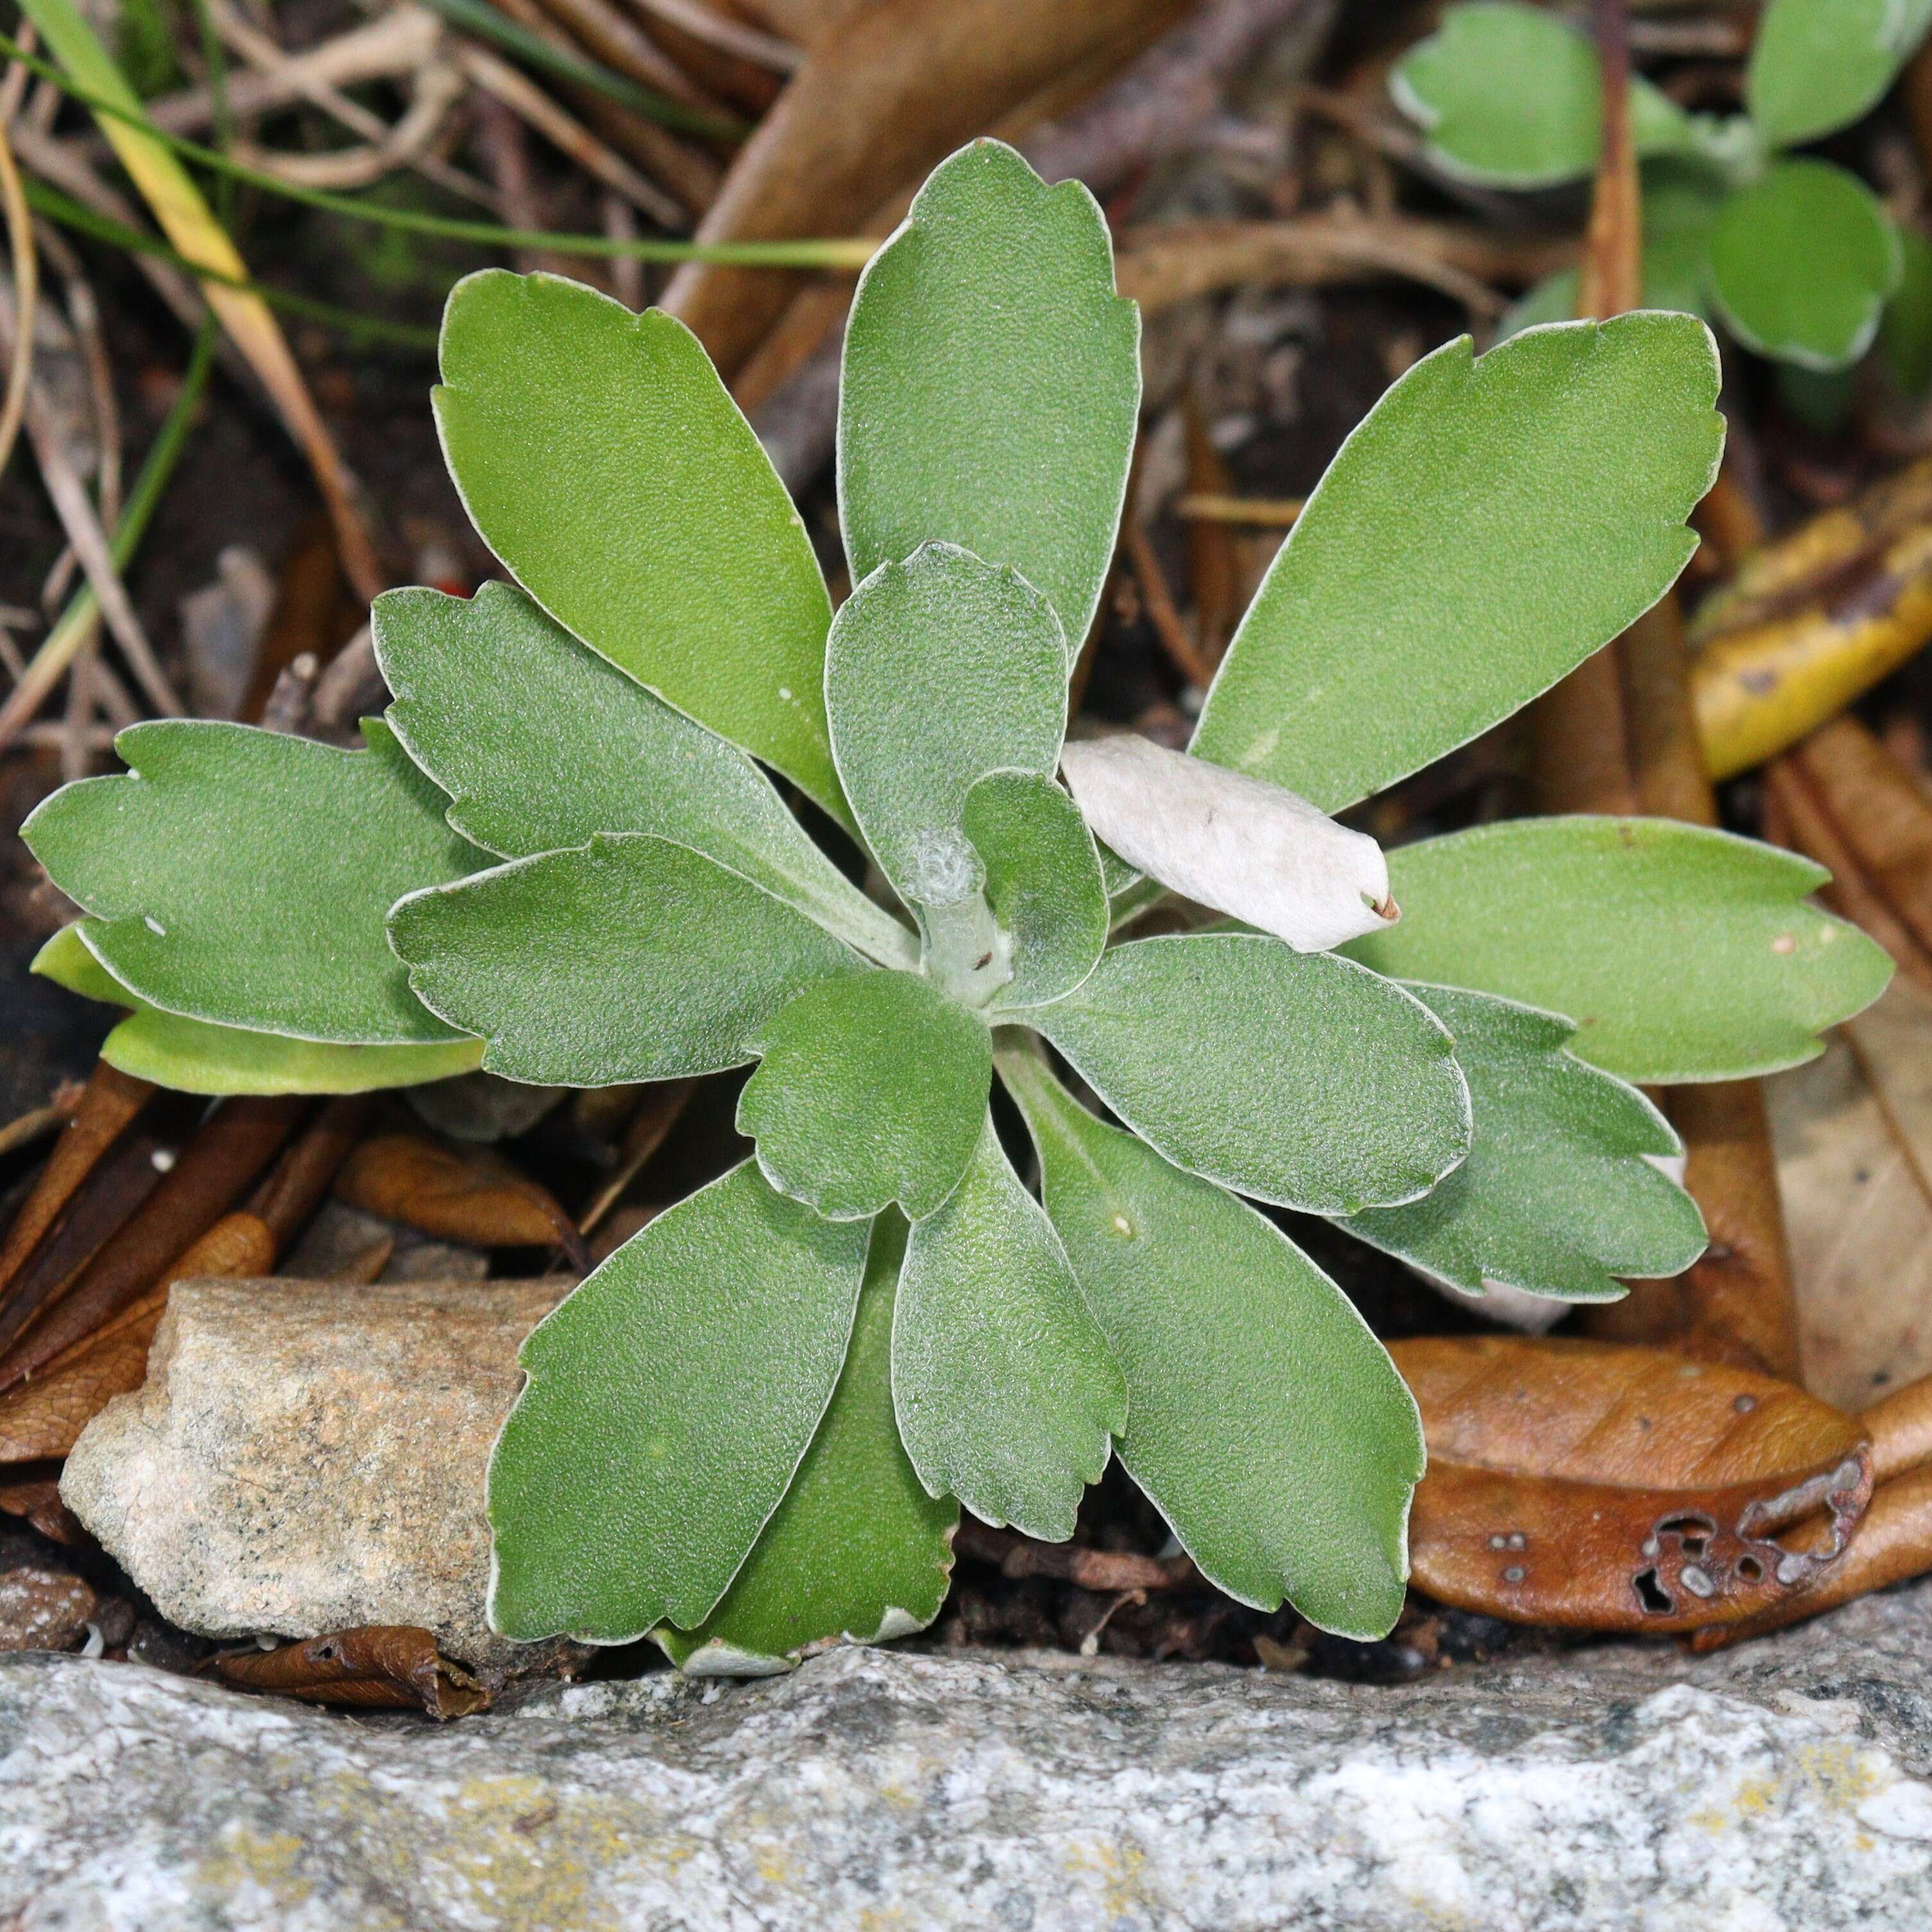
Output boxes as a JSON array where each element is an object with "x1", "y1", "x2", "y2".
[{"x1": 60, "y1": 1276, "x2": 568, "y2": 1673}]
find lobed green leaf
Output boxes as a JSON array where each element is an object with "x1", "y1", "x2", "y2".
[
  {"x1": 839, "y1": 139, "x2": 1139, "y2": 659},
  {"x1": 1025, "y1": 932, "x2": 1471, "y2": 1214},
  {"x1": 825, "y1": 542, "x2": 1066, "y2": 906},
  {"x1": 487, "y1": 1160, "x2": 870, "y2": 1641},
  {"x1": 1342, "y1": 817, "x2": 1893, "y2": 1083},
  {"x1": 657, "y1": 1212, "x2": 958, "y2": 1673},
  {"x1": 32, "y1": 923, "x2": 483, "y2": 1095},
  {"x1": 434, "y1": 271, "x2": 846, "y2": 822},
  {"x1": 22, "y1": 718, "x2": 479, "y2": 1045},
  {"x1": 1004, "y1": 1049, "x2": 1422, "y2": 1639},
  {"x1": 1189, "y1": 313, "x2": 1723, "y2": 812},
  {"x1": 964, "y1": 770, "x2": 1108, "y2": 1011},
  {"x1": 388, "y1": 834, "x2": 860, "y2": 1085},
  {"x1": 1389, "y1": 2, "x2": 1692, "y2": 187},
  {"x1": 892, "y1": 1117, "x2": 1125, "y2": 1542},
  {"x1": 1707, "y1": 159, "x2": 1902, "y2": 372},
  {"x1": 1339, "y1": 984, "x2": 1708, "y2": 1301},
  {"x1": 375, "y1": 582, "x2": 914, "y2": 967},
  {"x1": 738, "y1": 970, "x2": 990, "y2": 1221}
]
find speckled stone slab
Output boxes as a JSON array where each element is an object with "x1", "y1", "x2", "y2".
[{"x1": 6, "y1": 1578, "x2": 1932, "y2": 1930}]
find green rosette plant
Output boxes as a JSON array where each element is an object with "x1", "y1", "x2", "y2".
[
  {"x1": 1393, "y1": 0, "x2": 1932, "y2": 397},
  {"x1": 22, "y1": 139, "x2": 1892, "y2": 1671}
]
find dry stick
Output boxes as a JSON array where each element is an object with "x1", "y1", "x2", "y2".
[
  {"x1": 485, "y1": 0, "x2": 719, "y2": 214},
  {"x1": 0, "y1": 1097, "x2": 74, "y2": 1165},
  {"x1": 0, "y1": 1061, "x2": 152, "y2": 1297},
  {"x1": 247, "y1": 1094, "x2": 376, "y2": 1244},
  {"x1": 202, "y1": 0, "x2": 494, "y2": 209},
  {"x1": 1122, "y1": 483, "x2": 1220, "y2": 690},
  {"x1": 1538, "y1": 0, "x2": 1805, "y2": 1384},
  {"x1": 233, "y1": 62, "x2": 466, "y2": 192},
  {"x1": 0, "y1": 1116, "x2": 174, "y2": 1360},
  {"x1": 0, "y1": 1095, "x2": 306, "y2": 1392},
  {"x1": 953, "y1": 1519, "x2": 1200, "y2": 1592},
  {"x1": 578, "y1": 1078, "x2": 698, "y2": 1235},
  {"x1": 458, "y1": 42, "x2": 683, "y2": 229},
  {"x1": 0, "y1": 109, "x2": 38, "y2": 481},
  {"x1": 471, "y1": 90, "x2": 567, "y2": 280},
  {"x1": 624, "y1": 0, "x2": 799, "y2": 71}
]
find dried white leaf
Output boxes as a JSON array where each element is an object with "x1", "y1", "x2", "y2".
[{"x1": 1059, "y1": 733, "x2": 1397, "y2": 952}]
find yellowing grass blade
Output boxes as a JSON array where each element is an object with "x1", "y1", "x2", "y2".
[{"x1": 19, "y1": 0, "x2": 383, "y2": 602}]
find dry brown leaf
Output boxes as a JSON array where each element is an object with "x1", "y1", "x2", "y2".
[
  {"x1": 1395, "y1": 1336, "x2": 1872, "y2": 1633},
  {"x1": 1765, "y1": 714, "x2": 1932, "y2": 995},
  {"x1": 334, "y1": 1133, "x2": 587, "y2": 1265},
  {"x1": 214, "y1": 1624, "x2": 490, "y2": 1718},
  {"x1": 0, "y1": 1210, "x2": 274, "y2": 1463},
  {"x1": 1768, "y1": 978, "x2": 1932, "y2": 1411},
  {"x1": 661, "y1": 0, "x2": 1187, "y2": 379}
]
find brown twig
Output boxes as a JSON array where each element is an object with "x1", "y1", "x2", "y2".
[
  {"x1": 0, "y1": 1097, "x2": 306, "y2": 1393},
  {"x1": 954, "y1": 1519, "x2": 1200, "y2": 1591},
  {"x1": 578, "y1": 1079, "x2": 697, "y2": 1235}
]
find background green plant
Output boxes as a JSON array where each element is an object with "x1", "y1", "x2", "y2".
[
  {"x1": 21, "y1": 136, "x2": 1893, "y2": 1670},
  {"x1": 1393, "y1": 0, "x2": 1932, "y2": 386}
]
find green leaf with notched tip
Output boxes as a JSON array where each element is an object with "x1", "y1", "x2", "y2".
[
  {"x1": 1707, "y1": 160, "x2": 1902, "y2": 372},
  {"x1": 1389, "y1": 2, "x2": 1691, "y2": 187},
  {"x1": 434, "y1": 270, "x2": 846, "y2": 823},
  {"x1": 487, "y1": 1160, "x2": 870, "y2": 1641},
  {"x1": 1003, "y1": 1049, "x2": 1421, "y2": 1639},
  {"x1": 1747, "y1": 0, "x2": 1932, "y2": 149},
  {"x1": 374, "y1": 582, "x2": 913, "y2": 967},
  {"x1": 22, "y1": 718, "x2": 479, "y2": 1045},
  {"x1": 1339, "y1": 984, "x2": 1708, "y2": 1301},
  {"x1": 738, "y1": 970, "x2": 989, "y2": 1221},
  {"x1": 388, "y1": 834, "x2": 860, "y2": 1086},
  {"x1": 965, "y1": 770, "x2": 1107, "y2": 1011},
  {"x1": 826, "y1": 543, "x2": 1066, "y2": 905},
  {"x1": 892, "y1": 1118, "x2": 1124, "y2": 1542},
  {"x1": 839, "y1": 138, "x2": 1139, "y2": 659},
  {"x1": 1027, "y1": 932, "x2": 1471, "y2": 1214},
  {"x1": 658, "y1": 1212, "x2": 958, "y2": 1674},
  {"x1": 31, "y1": 924, "x2": 483, "y2": 1095},
  {"x1": 1190, "y1": 313, "x2": 1723, "y2": 812},
  {"x1": 1342, "y1": 817, "x2": 1893, "y2": 1083}
]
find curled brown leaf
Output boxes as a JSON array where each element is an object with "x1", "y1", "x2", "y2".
[
  {"x1": 1395, "y1": 1336, "x2": 1872, "y2": 1633},
  {"x1": 214, "y1": 1624, "x2": 489, "y2": 1718},
  {"x1": 334, "y1": 1133, "x2": 587, "y2": 1267}
]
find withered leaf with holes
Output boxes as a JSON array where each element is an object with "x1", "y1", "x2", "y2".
[
  {"x1": 214, "y1": 1625, "x2": 490, "y2": 1719},
  {"x1": 1393, "y1": 1336, "x2": 1872, "y2": 1633}
]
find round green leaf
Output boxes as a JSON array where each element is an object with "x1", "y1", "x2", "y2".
[
  {"x1": 21, "y1": 719, "x2": 480, "y2": 1046},
  {"x1": 738, "y1": 970, "x2": 991, "y2": 1221},
  {"x1": 487, "y1": 1160, "x2": 870, "y2": 1642},
  {"x1": 1707, "y1": 159, "x2": 1902, "y2": 370},
  {"x1": 1342, "y1": 817, "x2": 1894, "y2": 1083},
  {"x1": 1027, "y1": 932, "x2": 1472, "y2": 1214},
  {"x1": 1004, "y1": 1049, "x2": 1422, "y2": 1639},
  {"x1": 389, "y1": 833, "x2": 862, "y2": 1085},
  {"x1": 839, "y1": 138, "x2": 1139, "y2": 658},
  {"x1": 1747, "y1": 0, "x2": 1932, "y2": 150},
  {"x1": 1390, "y1": 1, "x2": 1692, "y2": 187},
  {"x1": 433, "y1": 271, "x2": 844, "y2": 824}
]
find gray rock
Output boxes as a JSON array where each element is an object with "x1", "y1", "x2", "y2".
[
  {"x1": 60, "y1": 1277, "x2": 567, "y2": 1672},
  {"x1": 6, "y1": 1580, "x2": 1932, "y2": 1929}
]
